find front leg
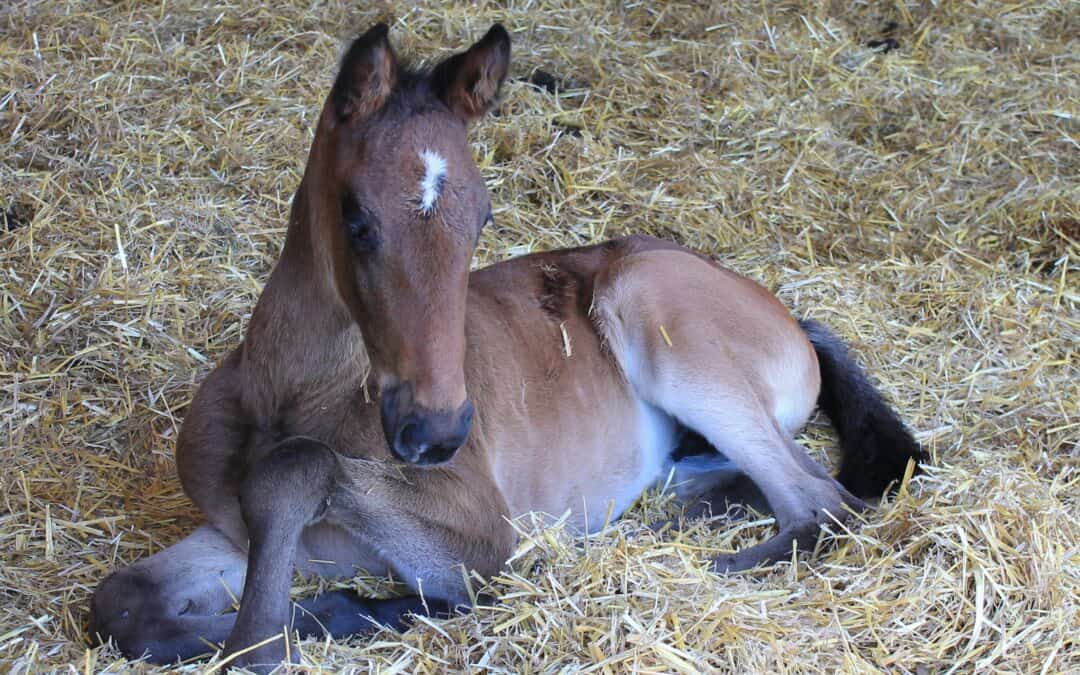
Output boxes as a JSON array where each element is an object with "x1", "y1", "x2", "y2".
[
  {"x1": 222, "y1": 438, "x2": 337, "y2": 673},
  {"x1": 222, "y1": 441, "x2": 514, "y2": 672},
  {"x1": 89, "y1": 524, "x2": 247, "y2": 663}
]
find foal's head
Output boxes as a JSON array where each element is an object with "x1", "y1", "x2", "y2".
[{"x1": 310, "y1": 23, "x2": 509, "y2": 465}]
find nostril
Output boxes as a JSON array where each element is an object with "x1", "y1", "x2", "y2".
[
  {"x1": 397, "y1": 420, "x2": 426, "y2": 455},
  {"x1": 391, "y1": 405, "x2": 474, "y2": 464}
]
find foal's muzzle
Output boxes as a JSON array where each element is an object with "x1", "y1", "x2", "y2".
[{"x1": 379, "y1": 384, "x2": 474, "y2": 465}]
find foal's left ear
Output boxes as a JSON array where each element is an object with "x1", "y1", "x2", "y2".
[{"x1": 431, "y1": 24, "x2": 511, "y2": 122}]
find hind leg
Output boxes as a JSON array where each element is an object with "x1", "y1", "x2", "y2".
[
  {"x1": 652, "y1": 370, "x2": 864, "y2": 570},
  {"x1": 671, "y1": 408, "x2": 864, "y2": 570},
  {"x1": 664, "y1": 440, "x2": 863, "y2": 531},
  {"x1": 631, "y1": 390, "x2": 858, "y2": 567},
  {"x1": 596, "y1": 249, "x2": 862, "y2": 570},
  {"x1": 672, "y1": 458, "x2": 771, "y2": 523},
  {"x1": 647, "y1": 451, "x2": 767, "y2": 536}
]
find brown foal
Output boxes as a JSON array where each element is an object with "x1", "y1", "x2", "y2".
[{"x1": 89, "y1": 24, "x2": 924, "y2": 671}]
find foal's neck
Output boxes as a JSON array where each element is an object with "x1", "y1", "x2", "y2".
[{"x1": 242, "y1": 180, "x2": 369, "y2": 403}]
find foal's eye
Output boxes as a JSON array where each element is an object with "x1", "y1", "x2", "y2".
[
  {"x1": 348, "y1": 218, "x2": 378, "y2": 253},
  {"x1": 342, "y1": 195, "x2": 379, "y2": 254}
]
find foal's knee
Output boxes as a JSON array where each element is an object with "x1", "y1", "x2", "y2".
[{"x1": 240, "y1": 437, "x2": 337, "y2": 532}]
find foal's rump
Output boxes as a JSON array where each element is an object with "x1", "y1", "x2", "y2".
[{"x1": 592, "y1": 244, "x2": 821, "y2": 437}]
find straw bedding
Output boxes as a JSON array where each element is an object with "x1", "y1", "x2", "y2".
[{"x1": 1, "y1": 0, "x2": 1076, "y2": 672}]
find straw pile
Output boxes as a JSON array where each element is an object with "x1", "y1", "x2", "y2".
[{"x1": 1, "y1": 0, "x2": 1076, "y2": 672}]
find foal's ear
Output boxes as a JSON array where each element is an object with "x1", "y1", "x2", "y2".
[
  {"x1": 431, "y1": 24, "x2": 511, "y2": 122},
  {"x1": 331, "y1": 23, "x2": 398, "y2": 124}
]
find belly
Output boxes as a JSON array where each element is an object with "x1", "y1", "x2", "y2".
[
  {"x1": 583, "y1": 398, "x2": 678, "y2": 528},
  {"x1": 491, "y1": 395, "x2": 678, "y2": 533}
]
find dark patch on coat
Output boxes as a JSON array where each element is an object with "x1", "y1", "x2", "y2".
[{"x1": 538, "y1": 264, "x2": 577, "y2": 320}]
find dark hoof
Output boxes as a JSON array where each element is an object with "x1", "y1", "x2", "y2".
[
  {"x1": 712, "y1": 525, "x2": 823, "y2": 573},
  {"x1": 222, "y1": 633, "x2": 292, "y2": 674}
]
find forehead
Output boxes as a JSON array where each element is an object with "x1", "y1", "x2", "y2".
[
  {"x1": 363, "y1": 109, "x2": 472, "y2": 168},
  {"x1": 346, "y1": 109, "x2": 485, "y2": 216}
]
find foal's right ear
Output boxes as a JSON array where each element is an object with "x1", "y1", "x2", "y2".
[{"x1": 331, "y1": 23, "x2": 398, "y2": 125}]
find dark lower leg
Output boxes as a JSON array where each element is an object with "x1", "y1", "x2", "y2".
[
  {"x1": 712, "y1": 522, "x2": 823, "y2": 572},
  {"x1": 91, "y1": 612, "x2": 239, "y2": 663},
  {"x1": 709, "y1": 438, "x2": 852, "y2": 572},
  {"x1": 684, "y1": 472, "x2": 769, "y2": 521},
  {"x1": 222, "y1": 438, "x2": 337, "y2": 672},
  {"x1": 652, "y1": 471, "x2": 769, "y2": 535},
  {"x1": 88, "y1": 524, "x2": 247, "y2": 663},
  {"x1": 292, "y1": 591, "x2": 459, "y2": 638}
]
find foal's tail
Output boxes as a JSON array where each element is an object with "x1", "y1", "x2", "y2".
[{"x1": 799, "y1": 319, "x2": 926, "y2": 498}]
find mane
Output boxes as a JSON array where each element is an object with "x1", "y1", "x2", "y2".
[{"x1": 380, "y1": 62, "x2": 448, "y2": 118}]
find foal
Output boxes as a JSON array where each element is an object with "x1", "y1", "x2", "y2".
[{"x1": 90, "y1": 24, "x2": 923, "y2": 671}]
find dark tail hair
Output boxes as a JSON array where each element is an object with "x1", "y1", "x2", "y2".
[{"x1": 799, "y1": 319, "x2": 926, "y2": 498}]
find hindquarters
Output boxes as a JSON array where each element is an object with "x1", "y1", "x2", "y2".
[
  {"x1": 593, "y1": 248, "x2": 864, "y2": 570},
  {"x1": 593, "y1": 248, "x2": 820, "y2": 438}
]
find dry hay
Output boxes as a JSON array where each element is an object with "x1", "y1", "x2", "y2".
[{"x1": 1, "y1": 0, "x2": 1077, "y2": 673}]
